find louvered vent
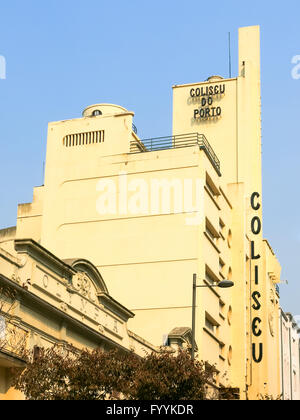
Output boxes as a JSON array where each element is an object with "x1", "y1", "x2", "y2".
[{"x1": 63, "y1": 130, "x2": 105, "y2": 147}]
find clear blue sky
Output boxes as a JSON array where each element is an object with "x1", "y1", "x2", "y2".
[{"x1": 0, "y1": 0, "x2": 299, "y2": 315}]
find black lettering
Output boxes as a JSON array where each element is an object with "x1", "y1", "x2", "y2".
[
  {"x1": 252, "y1": 318, "x2": 262, "y2": 337},
  {"x1": 216, "y1": 107, "x2": 221, "y2": 116},
  {"x1": 214, "y1": 86, "x2": 219, "y2": 95},
  {"x1": 194, "y1": 109, "x2": 199, "y2": 119},
  {"x1": 251, "y1": 192, "x2": 261, "y2": 211},
  {"x1": 195, "y1": 88, "x2": 200, "y2": 97},
  {"x1": 200, "y1": 109, "x2": 205, "y2": 118},
  {"x1": 252, "y1": 343, "x2": 263, "y2": 363},
  {"x1": 205, "y1": 108, "x2": 210, "y2": 117},
  {"x1": 208, "y1": 96, "x2": 213, "y2": 106},
  {"x1": 251, "y1": 216, "x2": 261, "y2": 235},
  {"x1": 211, "y1": 107, "x2": 216, "y2": 117},
  {"x1": 255, "y1": 265, "x2": 259, "y2": 285},
  {"x1": 201, "y1": 98, "x2": 207, "y2": 107},
  {"x1": 209, "y1": 86, "x2": 214, "y2": 95},
  {"x1": 252, "y1": 291, "x2": 261, "y2": 311},
  {"x1": 251, "y1": 241, "x2": 260, "y2": 260},
  {"x1": 190, "y1": 89, "x2": 195, "y2": 98},
  {"x1": 220, "y1": 84, "x2": 225, "y2": 94}
]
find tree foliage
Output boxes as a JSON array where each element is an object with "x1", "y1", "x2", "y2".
[{"x1": 11, "y1": 346, "x2": 236, "y2": 400}]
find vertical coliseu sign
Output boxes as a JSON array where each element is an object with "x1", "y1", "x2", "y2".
[{"x1": 250, "y1": 192, "x2": 263, "y2": 364}]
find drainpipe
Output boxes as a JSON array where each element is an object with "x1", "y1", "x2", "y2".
[{"x1": 280, "y1": 310, "x2": 284, "y2": 400}]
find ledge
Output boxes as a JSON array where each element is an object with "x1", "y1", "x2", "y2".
[
  {"x1": 203, "y1": 327, "x2": 222, "y2": 345},
  {"x1": 204, "y1": 186, "x2": 221, "y2": 211},
  {"x1": 203, "y1": 279, "x2": 221, "y2": 298},
  {"x1": 204, "y1": 232, "x2": 221, "y2": 254},
  {"x1": 14, "y1": 239, "x2": 76, "y2": 281}
]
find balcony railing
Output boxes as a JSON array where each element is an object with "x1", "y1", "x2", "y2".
[
  {"x1": 130, "y1": 132, "x2": 221, "y2": 176},
  {"x1": 132, "y1": 123, "x2": 138, "y2": 135}
]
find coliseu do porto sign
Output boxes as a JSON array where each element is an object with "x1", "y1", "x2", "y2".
[{"x1": 190, "y1": 83, "x2": 225, "y2": 121}]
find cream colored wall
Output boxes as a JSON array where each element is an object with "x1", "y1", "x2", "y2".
[
  {"x1": 16, "y1": 186, "x2": 44, "y2": 242},
  {"x1": 40, "y1": 105, "x2": 134, "y2": 256},
  {"x1": 11, "y1": 26, "x2": 284, "y2": 399}
]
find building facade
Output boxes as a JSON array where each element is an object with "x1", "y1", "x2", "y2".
[
  {"x1": 0, "y1": 231, "x2": 157, "y2": 400},
  {"x1": 280, "y1": 310, "x2": 300, "y2": 400},
  {"x1": 0, "y1": 25, "x2": 290, "y2": 400}
]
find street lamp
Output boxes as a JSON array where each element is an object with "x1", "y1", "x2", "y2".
[{"x1": 191, "y1": 273, "x2": 234, "y2": 361}]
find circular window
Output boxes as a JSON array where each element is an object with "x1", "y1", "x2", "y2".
[
  {"x1": 227, "y1": 229, "x2": 232, "y2": 248},
  {"x1": 227, "y1": 306, "x2": 233, "y2": 326},
  {"x1": 228, "y1": 346, "x2": 233, "y2": 366},
  {"x1": 92, "y1": 110, "x2": 102, "y2": 116}
]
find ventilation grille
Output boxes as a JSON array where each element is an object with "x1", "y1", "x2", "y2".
[{"x1": 63, "y1": 130, "x2": 105, "y2": 147}]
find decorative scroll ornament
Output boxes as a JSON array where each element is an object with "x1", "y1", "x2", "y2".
[
  {"x1": 60, "y1": 302, "x2": 68, "y2": 313},
  {"x1": 11, "y1": 273, "x2": 21, "y2": 284},
  {"x1": 72, "y1": 273, "x2": 97, "y2": 303}
]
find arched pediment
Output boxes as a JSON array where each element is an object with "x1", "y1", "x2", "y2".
[
  {"x1": 63, "y1": 258, "x2": 133, "y2": 321},
  {"x1": 63, "y1": 258, "x2": 108, "y2": 295}
]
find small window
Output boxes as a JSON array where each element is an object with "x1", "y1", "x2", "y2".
[
  {"x1": 92, "y1": 110, "x2": 102, "y2": 116},
  {"x1": 205, "y1": 271, "x2": 215, "y2": 285},
  {"x1": 219, "y1": 343, "x2": 225, "y2": 358},
  {"x1": 206, "y1": 173, "x2": 220, "y2": 198},
  {"x1": 219, "y1": 219, "x2": 225, "y2": 237},
  {"x1": 205, "y1": 266, "x2": 219, "y2": 286},
  {"x1": 219, "y1": 300, "x2": 225, "y2": 316},
  {"x1": 219, "y1": 258, "x2": 225, "y2": 275},
  {"x1": 205, "y1": 219, "x2": 219, "y2": 243},
  {"x1": 205, "y1": 317, "x2": 215, "y2": 333}
]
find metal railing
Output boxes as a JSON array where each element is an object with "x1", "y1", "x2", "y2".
[
  {"x1": 130, "y1": 133, "x2": 221, "y2": 176},
  {"x1": 132, "y1": 123, "x2": 138, "y2": 135}
]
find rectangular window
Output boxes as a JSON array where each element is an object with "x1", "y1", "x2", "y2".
[
  {"x1": 205, "y1": 219, "x2": 219, "y2": 243},
  {"x1": 205, "y1": 272, "x2": 215, "y2": 285},
  {"x1": 205, "y1": 317, "x2": 215, "y2": 333},
  {"x1": 205, "y1": 266, "x2": 219, "y2": 286},
  {"x1": 219, "y1": 219, "x2": 225, "y2": 237},
  {"x1": 206, "y1": 173, "x2": 219, "y2": 198},
  {"x1": 219, "y1": 258, "x2": 225, "y2": 274},
  {"x1": 219, "y1": 300, "x2": 225, "y2": 316}
]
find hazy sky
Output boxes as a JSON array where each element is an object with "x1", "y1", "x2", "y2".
[{"x1": 0, "y1": 0, "x2": 299, "y2": 315}]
